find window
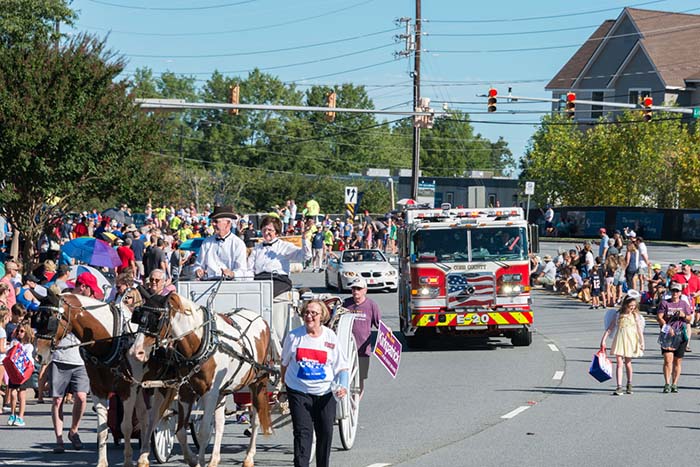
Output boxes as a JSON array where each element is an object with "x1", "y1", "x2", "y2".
[
  {"x1": 488, "y1": 194, "x2": 497, "y2": 207},
  {"x1": 628, "y1": 89, "x2": 651, "y2": 105},
  {"x1": 591, "y1": 91, "x2": 604, "y2": 119},
  {"x1": 445, "y1": 192, "x2": 454, "y2": 205}
]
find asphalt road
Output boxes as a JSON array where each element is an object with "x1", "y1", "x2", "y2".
[{"x1": 2, "y1": 241, "x2": 700, "y2": 467}]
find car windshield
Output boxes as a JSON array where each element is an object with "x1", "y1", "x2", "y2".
[
  {"x1": 342, "y1": 250, "x2": 386, "y2": 262},
  {"x1": 411, "y1": 227, "x2": 527, "y2": 262}
]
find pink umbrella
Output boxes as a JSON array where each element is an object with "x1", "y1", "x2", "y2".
[{"x1": 397, "y1": 198, "x2": 417, "y2": 206}]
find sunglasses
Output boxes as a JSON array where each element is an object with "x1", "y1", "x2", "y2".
[
  {"x1": 150, "y1": 278, "x2": 163, "y2": 283},
  {"x1": 302, "y1": 310, "x2": 320, "y2": 317}
]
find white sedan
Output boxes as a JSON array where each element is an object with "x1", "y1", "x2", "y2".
[{"x1": 325, "y1": 249, "x2": 398, "y2": 292}]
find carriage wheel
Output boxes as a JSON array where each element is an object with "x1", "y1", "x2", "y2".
[
  {"x1": 338, "y1": 335, "x2": 360, "y2": 450},
  {"x1": 334, "y1": 313, "x2": 360, "y2": 450},
  {"x1": 151, "y1": 405, "x2": 177, "y2": 464}
]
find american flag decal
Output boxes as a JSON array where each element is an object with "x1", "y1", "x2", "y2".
[{"x1": 447, "y1": 273, "x2": 495, "y2": 308}]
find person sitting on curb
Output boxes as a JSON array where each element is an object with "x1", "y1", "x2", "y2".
[{"x1": 535, "y1": 255, "x2": 556, "y2": 289}]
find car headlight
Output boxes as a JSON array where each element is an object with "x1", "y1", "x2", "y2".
[
  {"x1": 342, "y1": 271, "x2": 357, "y2": 277},
  {"x1": 385, "y1": 270, "x2": 397, "y2": 276}
]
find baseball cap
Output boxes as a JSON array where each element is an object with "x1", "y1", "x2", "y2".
[
  {"x1": 599, "y1": 228, "x2": 606, "y2": 234},
  {"x1": 349, "y1": 278, "x2": 367, "y2": 289},
  {"x1": 652, "y1": 263, "x2": 662, "y2": 270},
  {"x1": 76, "y1": 272, "x2": 104, "y2": 299},
  {"x1": 670, "y1": 282, "x2": 683, "y2": 292}
]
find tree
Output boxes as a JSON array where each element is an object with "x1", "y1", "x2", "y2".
[
  {"x1": 0, "y1": 0, "x2": 75, "y2": 48},
  {"x1": 0, "y1": 35, "x2": 160, "y2": 266}
]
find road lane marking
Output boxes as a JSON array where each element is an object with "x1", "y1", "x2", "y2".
[
  {"x1": 548, "y1": 343, "x2": 559, "y2": 352},
  {"x1": 366, "y1": 464, "x2": 391, "y2": 467},
  {"x1": 501, "y1": 405, "x2": 530, "y2": 419},
  {"x1": 1, "y1": 458, "x2": 42, "y2": 465},
  {"x1": 553, "y1": 370, "x2": 564, "y2": 380}
]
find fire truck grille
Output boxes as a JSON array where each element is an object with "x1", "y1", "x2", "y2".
[{"x1": 446, "y1": 272, "x2": 495, "y2": 309}]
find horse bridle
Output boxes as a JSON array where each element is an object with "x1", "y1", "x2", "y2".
[
  {"x1": 131, "y1": 297, "x2": 173, "y2": 345},
  {"x1": 36, "y1": 301, "x2": 74, "y2": 350}
]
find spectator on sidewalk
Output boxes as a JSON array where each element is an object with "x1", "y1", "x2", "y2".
[
  {"x1": 535, "y1": 255, "x2": 556, "y2": 288},
  {"x1": 657, "y1": 282, "x2": 693, "y2": 393}
]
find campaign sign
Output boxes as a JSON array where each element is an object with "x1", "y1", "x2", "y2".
[{"x1": 373, "y1": 320, "x2": 402, "y2": 378}]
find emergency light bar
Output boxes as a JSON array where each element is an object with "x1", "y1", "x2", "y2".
[{"x1": 405, "y1": 207, "x2": 524, "y2": 224}]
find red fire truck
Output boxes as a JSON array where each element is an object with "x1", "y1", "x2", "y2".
[{"x1": 398, "y1": 205, "x2": 535, "y2": 347}]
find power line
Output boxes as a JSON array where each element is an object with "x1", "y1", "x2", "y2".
[
  {"x1": 425, "y1": 21, "x2": 700, "y2": 54},
  {"x1": 423, "y1": 0, "x2": 666, "y2": 23},
  {"x1": 123, "y1": 27, "x2": 398, "y2": 59},
  {"x1": 86, "y1": 0, "x2": 256, "y2": 11},
  {"x1": 78, "y1": 0, "x2": 377, "y2": 36}
]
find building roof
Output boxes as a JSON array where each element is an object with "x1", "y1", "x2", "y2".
[
  {"x1": 545, "y1": 21, "x2": 615, "y2": 90},
  {"x1": 546, "y1": 8, "x2": 700, "y2": 90}
]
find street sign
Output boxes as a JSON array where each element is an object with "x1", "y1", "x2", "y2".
[
  {"x1": 373, "y1": 321, "x2": 402, "y2": 378},
  {"x1": 525, "y1": 181, "x2": 536, "y2": 195},
  {"x1": 693, "y1": 108, "x2": 700, "y2": 119},
  {"x1": 344, "y1": 186, "x2": 358, "y2": 204}
]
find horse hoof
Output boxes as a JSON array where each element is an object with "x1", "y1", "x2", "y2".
[
  {"x1": 97, "y1": 462, "x2": 108, "y2": 467},
  {"x1": 137, "y1": 461, "x2": 150, "y2": 467},
  {"x1": 242, "y1": 458, "x2": 254, "y2": 467}
]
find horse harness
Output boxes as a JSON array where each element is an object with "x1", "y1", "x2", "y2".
[{"x1": 132, "y1": 299, "x2": 278, "y2": 391}]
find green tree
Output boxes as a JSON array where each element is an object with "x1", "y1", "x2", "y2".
[
  {"x1": 0, "y1": 0, "x2": 75, "y2": 48},
  {"x1": 0, "y1": 35, "x2": 160, "y2": 265}
]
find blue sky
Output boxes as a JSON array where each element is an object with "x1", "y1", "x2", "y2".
[{"x1": 70, "y1": 0, "x2": 698, "y2": 171}]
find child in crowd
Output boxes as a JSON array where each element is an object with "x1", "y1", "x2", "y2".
[
  {"x1": 5, "y1": 304, "x2": 26, "y2": 340},
  {"x1": 0, "y1": 306, "x2": 8, "y2": 411},
  {"x1": 6, "y1": 321, "x2": 34, "y2": 426},
  {"x1": 600, "y1": 292, "x2": 645, "y2": 395},
  {"x1": 604, "y1": 255, "x2": 618, "y2": 307},
  {"x1": 590, "y1": 263, "x2": 603, "y2": 309}
]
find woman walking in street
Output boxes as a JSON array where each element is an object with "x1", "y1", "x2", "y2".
[
  {"x1": 657, "y1": 282, "x2": 693, "y2": 393},
  {"x1": 600, "y1": 290, "x2": 645, "y2": 395}
]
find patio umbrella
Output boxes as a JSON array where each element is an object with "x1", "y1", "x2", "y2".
[
  {"x1": 396, "y1": 198, "x2": 417, "y2": 206},
  {"x1": 180, "y1": 237, "x2": 204, "y2": 252},
  {"x1": 102, "y1": 208, "x2": 133, "y2": 226},
  {"x1": 61, "y1": 237, "x2": 121, "y2": 268}
]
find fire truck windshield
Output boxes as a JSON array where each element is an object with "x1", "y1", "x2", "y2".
[{"x1": 411, "y1": 227, "x2": 527, "y2": 263}]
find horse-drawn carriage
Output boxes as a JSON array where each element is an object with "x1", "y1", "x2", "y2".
[
  {"x1": 34, "y1": 277, "x2": 361, "y2": 467},
  {"x1": 128, "y1": 277, "x2": 362, "y2": 465}
]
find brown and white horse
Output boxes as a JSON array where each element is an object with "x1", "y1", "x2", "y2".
[
  {"x1": 128, "y1": 292, "x2": 274, "y2": 467},
  {"x1": 35, "y1": 290, "x2": 147, "y2": 467}
]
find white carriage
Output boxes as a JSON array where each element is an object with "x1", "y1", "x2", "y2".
[{"x1": 149, "y1": 278, "x2": 362, "y2": 462}]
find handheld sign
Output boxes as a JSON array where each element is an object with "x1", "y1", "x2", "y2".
[{"x1": 373, "y1": 320, "x2": 401, "y2": 378}]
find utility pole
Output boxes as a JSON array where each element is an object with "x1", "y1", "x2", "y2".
[{"x1": 410, "y1": 0, "x2": 422, "y2": 200}]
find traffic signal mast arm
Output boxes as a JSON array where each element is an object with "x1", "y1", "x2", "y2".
[
  {"x1": 135, "y1": 98, "x2": 436, "y2": 117},
  {"x1": 483, "y1": 92, "x2": 693, "y2": 115}
]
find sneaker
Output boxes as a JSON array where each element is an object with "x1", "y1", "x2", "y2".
[
  {"x1": 68, "y1": 431, "x2": 83, "y2": 450},
  {"x1": 612, "y1": 386, "x2": 624, "y2": 396},
  {"x1": 53, "y1": 443, "x2": 65, "y2": 454},
  {"x1": 7, "y1": 414, "x2": 15, "y2": 425},
  {"x1": 13, "y1": 416, "x2": 25, "y2": 427},
  {"x1": 663, "y1": 384, "x2": 671, "y2": 393},
  {"x1": 626, "y1": 384, "x2": 633, "y2": 395},
  {"x1": 671, "y1": 384, "x2": 679, "y2": 393}
]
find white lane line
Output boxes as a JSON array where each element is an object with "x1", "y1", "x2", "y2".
[
  {"x1": 548, "y1": 343, "x2": 559, "y2": 352},
  {"x1": 553, "y1": 370, "x2": 564, "y2": 380},
  {"x1": 501, "y1": 405, "x2": 530, "y2": 419},
  {"x1": 366, "y1": 464, "x2": 391, "y2": 467},
  {"x1": 1, "y1": 458, "x2": 43, "y2": 465}
]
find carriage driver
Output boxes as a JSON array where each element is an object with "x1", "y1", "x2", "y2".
[
  {"x1": 247, "y1": 215, "x2": 311, "y2": 297},
  {"x1": 194, "y1": 205, "x2": 249, "y2": 280}
]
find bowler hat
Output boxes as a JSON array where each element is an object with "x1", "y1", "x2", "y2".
[{"x1": 210, "y1": 205, "x2": 237, "y2": 220}]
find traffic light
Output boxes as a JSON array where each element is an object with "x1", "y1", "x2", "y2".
[
  {"x1": 565, "y1": 92, "x2": 576, "y2": 119},
  {"x1": 487, "y1": 88, "x2": 497, "y2": 113},
  {"x1": 642, "y1": 96, "x2": 653, "y2": 122},
  {"x1": 228, "y1": 84, "x2": 240, "y2": 115},
  {"x1": 325, "y1": 91, "x2": 337, "y2": 122}
]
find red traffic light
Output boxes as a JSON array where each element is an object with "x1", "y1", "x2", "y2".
[
  {"x1": 488, "y1": 88, "x2": 497, "y2": 98},
  {"x1": 566, "y1": 92, "x2": 576, "y2": 102},
  {"x1": 642, "y1": 96, "x2": 653, "y2": 107}
]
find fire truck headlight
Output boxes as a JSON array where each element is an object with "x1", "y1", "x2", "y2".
[
  {"x1": 343, "y1": 271, "x2": 357, "y2": 277},
  {"x1": 418, "y1": 286, "x2": 440, "y2": 298}
]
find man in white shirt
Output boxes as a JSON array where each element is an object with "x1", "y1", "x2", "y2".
[
  {"x1": 194, "y1": 205, "x2": 248, "y2": 280},
  {"x1": 536, "y1": 255, "x2": 557, "y2": 287},
  {"x1": 248, "y1": 215, "x2": 310, "y2": 296}
]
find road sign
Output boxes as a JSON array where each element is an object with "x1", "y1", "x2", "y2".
[
  {"x1": 344, "y1": 186, "x2": 358, "y2": 204},
  {"x1": 525, "y1": 181, "x2": 536, "y2": 195},
  {"x1": 694, "y1": 108, "x2": 700, "y2": 119}
]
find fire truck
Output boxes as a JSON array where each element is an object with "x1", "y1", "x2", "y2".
[{"x1": 398, "y1": 204, "x2": 536, "y2": 347}]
